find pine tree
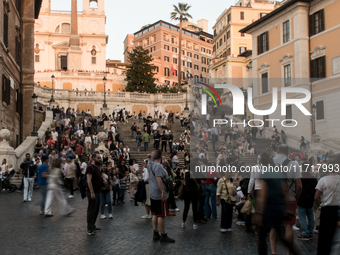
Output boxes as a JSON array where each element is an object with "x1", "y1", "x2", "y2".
[{"x1": 125, "y1": 46, "x2": 157, "y2": 93}]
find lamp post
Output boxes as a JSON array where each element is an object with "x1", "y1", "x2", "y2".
[
  {"x1": 31, "y1": 93, "x2": 38, "y2": 136},
  {"x1": 103, "y1": 76, "x2": 107, "y2": 108},
  {"x1": 50, "y1": 75, "x2": 55, "y2": 103},
  {"x1": 311, "y1": 104, "x2": 317, "y2": 135}
]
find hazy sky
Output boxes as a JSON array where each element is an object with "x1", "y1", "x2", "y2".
[{"x1": 50, "y1": 0, "x2": 235, "y2": 61}]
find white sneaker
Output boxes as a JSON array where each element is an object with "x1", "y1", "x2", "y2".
[
  {"x1": 174, "y1": 208, "x2": 180, "y2": 212},
  {"x1": 226, "y1": 228, "x2": 232, "y2": 232},
  {"x1": 293, "y1": 225, "x2": 300, "y2": 231},
  {"x1": 220, "y1": 228, "x2": 228, "y2": 232},
  {"x1": 101, "y1": 214, "x2": 107, "y2": 219},
  {"x1": 193, "y1": 224, "x2": 198, "y2": 230},
  {"x1": 181, "y1": 223, "x2": 186, "y2": 228},
  {"x1": 109, "y1": 214, "x2": 113, "y2": 219},
  {"x1": 141, "y1": 214, "x2": 150, "y2": 219},
  {"x1": 147, "y1": 214, "x2": 152, "y2": 219},
  {"x1": 28, "y1": 198, "x2": 32, "y2": 202},
  {"x1": 68, "y1": 195, "x2": 74, "y2": 198}
]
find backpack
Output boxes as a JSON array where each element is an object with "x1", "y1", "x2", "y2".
[{"x1": 78, "y1": 165, "x2": 95, "y2": 199}]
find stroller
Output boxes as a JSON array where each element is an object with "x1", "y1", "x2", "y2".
[{"x1": 1, "y1": 170, "x2": 17, "y2": 193}]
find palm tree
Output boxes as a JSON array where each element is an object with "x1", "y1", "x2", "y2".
[{"x1": 171, "y1": 3, "x2": 192, "y2": 90}]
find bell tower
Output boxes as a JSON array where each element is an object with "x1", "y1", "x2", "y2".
[{"x1": 83, "y1": 0, "x2": 105, "y2": 15}]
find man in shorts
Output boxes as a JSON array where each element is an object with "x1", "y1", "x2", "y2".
[{"x1": 148, "y1": 149, "x2": 175, "y2": 243}]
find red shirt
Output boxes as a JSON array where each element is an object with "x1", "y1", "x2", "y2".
[
  {"x1": 206, "y1": 170, "x2": 221, "y2": 184},
  {"x1": 75, "y1": 144, "x2": 84, "y2": 156}
]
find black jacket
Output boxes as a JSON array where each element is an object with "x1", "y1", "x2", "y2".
[
  {"x1": 20, "y1": 161, "x2": 36, "y2": 178},
  {"x1": 298, "y1": 173, "x2": 317, "y2": 208}
]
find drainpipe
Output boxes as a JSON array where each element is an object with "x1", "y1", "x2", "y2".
[{"x1": 308, "y1": 0, "x2": 313, "y2": 140}]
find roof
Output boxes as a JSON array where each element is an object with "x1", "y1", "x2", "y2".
[{"x1": 239, "y1": 0, "x2": 312, "y2": 33}]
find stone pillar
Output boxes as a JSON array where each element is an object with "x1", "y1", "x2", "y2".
[
  {"x1": 22, "y1": 0, "x2": 36, "y2": 140},
  {"x1": 0, "y1": 129, "x2": 17, "y2": 169},
  {"x1": 68, "y1": 0, "x2": 82, "y2": 70}
]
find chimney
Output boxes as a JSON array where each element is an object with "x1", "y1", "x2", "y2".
[{"x1": 197, "y1": 19, "x2": 208, "y2": 33}]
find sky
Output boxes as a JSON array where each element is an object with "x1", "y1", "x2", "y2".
[{"x1": 51, "y1": 0, "x2": 235, "y2": 62}]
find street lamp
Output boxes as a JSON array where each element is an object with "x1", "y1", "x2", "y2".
[
  {"x1": 311, "y1": 104, "x2": 317, "y2": 135},
  {"x1": 31, "y1": 93, "x2": 38, "y2": 136},
  {"x1": 184, "y1": 85, "x2": 189, "y2": 110},
  {"x1": 103, "y1": 76, "x2": 107, "y2": 108},
  {"x1": 50, "y1": 75, "x2": 55, "y2": 103}
]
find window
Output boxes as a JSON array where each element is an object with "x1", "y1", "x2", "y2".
[
  {"x1": 216, "y1": 42, "x2": 219, "y2": 49},
  {"x1": 207, "y1": 49, "x2": 211, "y2": 54},
  {"x1": 173, "y1": 58, "x2": 177, "y2": 64},
  {"x1": 207, "y1": 58, "x2": 211, "y2": 65},
  {"x1": 60, "y1": 55, "x2": 67, "y2": 70},
  {"x1": 164, "y1": 45, "x2": 169, "y2": 50},
  {"x1": 240, "y1": 11, "x2": 244, "y2": 20},
  {"x1": 182, "y1": 50, "x2": 185, "y2": 55},
  {"x1": 309, "y1": 10, "x2": 325, "y2": 36},
  {"x1": 2, "y1": 75, "x2": 11, "y2": 105},
  {"x1": 241, "y1": 32, "x2": 245, "y2": 37},
  {"x1": 172, "y1": 47, "x2": 177, "y2": 53},
  {"x1": 310, "y1": 56, "x2": 326, "y2": 80},
  {"x1": 61, "y1": 23, "x2": 71, "y2": 34},
  {"x1": 35, "y1": 55, "x2": 40, "y2": 63},
  {"x1": 182, "y1": 72, "x2": 185, "y2": 80},
  {"x1": 227, "y1": 31, "x2": 230, "y2": 39},
  {"x1": 202, "y1": 57, "x2": 206, "y2": 64},
  {"x1": 202, "y1": 67, "x2": 207, "y2": 72},
  {"x1": 164, "y1": 67, "x2": 170, "y2": 76},
  {"x1": 174, "y1": 70, "x2": 177, "y2": 76},
  {"x1": 261, "y1": 72, "x2": 268, "y2": 94},
  {"x1": 219, "y1": 38, "x2": 222, "y2": 46},
  {"x1": 223, "y1": 65, "x2": 226, "y2": 74},
  {"x1": 239, "y1": 47, "x2": 247, "y2": 54},
  {"x1": 260, "y1": 13, "x2": 267, "y2": 18},
  {"x1": 194, "y1": 64, "x2": 199, "y2": 70},
  {"x1": 316, "y1": 100, "x2": 324, "y2": 120},
  {"x1": 187, "y1": 52, "x2": 192, "y2": 57},
  {"x1": 213, "y1": 45, "x2": 216, "y2": 53},
  {"x1": 155, "y1": 66, "x2": 159, "y2": 72},
  {"x1": 228, "y1": 13, "x2": 231, "y2": 22},
  {"x1": 283, "y1": 20, "x2": 290, "y2": 43},
  {"x1": 257, "y1": 32, "x2": 269, "y2": 55},
  {"x1": 224, "y1": 35, "x2": 226, "y2": 42},
  {"x1": 194, "y1": 54, "x2": 199, "y2": 59},
  {"x1": 92, "y1": 57, "x2": 96, "y2": 64},
  {"x1": 3, "y1": 13, "x2": 8, "y2": 47},
  {"x1": 164, "y1": 56, "x2": 170, "y2": 62},
  {"x1": 286, "y1": 105, "x2": 292, "y2": 123},
  {"x1": 15, "y1": 35, "x2": 22, "y2": 66},
  {"x1": 182, "y1": 61, "x2": 185, "y2": 67},
  {"x1": 284, "y1": 64, "x2": 291, "y2": 86},
  {"x1": 187, "y1": 62, "x2": 192, "y2": 68},
  {"x1": 150, "y1": 46, "x2": 156, "y2": 52},
  {"x1": 201, "y1": 47, "x2": 205, "y2": 52}
]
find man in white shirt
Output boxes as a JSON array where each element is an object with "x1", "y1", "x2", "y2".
[
  {"x1": 116, "y1": 105, "x2": 120, "y2": 113},
  {"x1": 77, "y1": 127, "x2": 84, "y2": 137},
  {"x1": 51, "y1": 128, "x2": 58, "y2": 142},
  {"x1": 110, "y1": 124, "x2": 116, "y2": 134},
  {"x1": 152, "y1": 122, "x2": 158, "y2": 131},
  {"x1": 64, "y1": 117, "x2": 70, "y2": 128},
  {"x1": 154, "y1": 106, "x2": 158, "y2": 118}
]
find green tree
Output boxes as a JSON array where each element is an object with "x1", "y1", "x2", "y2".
[
  {"x1": 125, "y1": 46, "x2": 156, "y2": 93},
  {"x1": 171, "y1": 3, "x2": 192, "y2": 90}
]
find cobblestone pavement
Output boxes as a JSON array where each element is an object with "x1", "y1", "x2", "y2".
[{"x1": 0, "y1": 190, "x2": 317, "y2": 255}]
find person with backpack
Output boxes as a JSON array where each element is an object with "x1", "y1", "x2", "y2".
[{"x1": 86, "y1": 153, "x2": 103, "y2": 236}]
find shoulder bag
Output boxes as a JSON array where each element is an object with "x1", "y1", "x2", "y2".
[{"x1": 223, "y1": 178, "x2": 237, "y2": 205}]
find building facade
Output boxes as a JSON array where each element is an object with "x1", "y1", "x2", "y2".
[
  {"x1": 209, "y1": 0, "x2": 276, "y2": 88},
  {"x1": 241, "y1": 0, "x2": 340, "y2": 148},
  {"x1": 1, "y1": 0, "x2": 42, "y2": 147},
  {"x1": 124, "y1": 20, "x2": 213, "y2": 86},
  {"x1": 34, "y1": 0, "x2": 126, "y2": 95}
]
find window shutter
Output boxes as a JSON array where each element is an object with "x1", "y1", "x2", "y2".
[
  {"x1": 316, "y1": 101, "x2": 324, "y2": 120},
  {"x1": 257, "y1": 36, "x2": 260, "y2": 55},
  {"x1": 309, "y1": 14, "x2": 313, "y2": 36},
  {"x1": 6, "y1": 78, "x2": 11, "y2": 105},
  {"x1": 19, "y1": 92, "x2": 23, "y2": 115},
  {"x1": 4, "y1": 14, "x2": 8, "y2": 47},
  {"x1": 310, "y1": 59, "x2": 315, "y2": 78},
  {"x1": 321, "y1": 56, "x2": 326, "y2": 78},
  {"x1": 265, "y1": 32, "x2": 269, "y2": 51},
  {"x1": 320, "y1": 9, "x2": 325, "y2": 32},
  {"x1": 2, "y1": 75, "x2": 6, "y2": 102}
]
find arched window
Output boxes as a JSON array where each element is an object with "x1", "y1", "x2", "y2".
[
  {"x1": 89, "y1": 0, "x2": 98, "y2": 9},
  {"x1": 61, "y1": 23, "x2": 70, "y2": 34}
]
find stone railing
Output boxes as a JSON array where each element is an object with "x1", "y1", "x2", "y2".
[{"x1": 0, "y1": 109, "x2": 53, "y2": 171}]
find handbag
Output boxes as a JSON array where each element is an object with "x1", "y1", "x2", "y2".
[
  {"x1": 240, "y1": 200, "x2": 253, "y2": 215},
  {"x1": 129, "y1": 173, "x2": 139, "y2": 183},
  {"x1": 223, "y1": 178, "x2": 237, "y2": 205}
]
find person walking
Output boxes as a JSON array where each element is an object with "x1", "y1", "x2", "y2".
[
  {"x1": 182, "y1": 167, "x2": 200, "y2": 230},
  {"x1": 100, "y1": 163, "x2": 113, "y2": 219},
  {"x1": 217, "y1": 173, "x2": 236, "y2": 232},
  {"x1": 136, "y1": 129, "x2": 142, "y2": 152},
  {"x1": 148, "y1": 149, "x2": 175, "y2": 243},
  {"x1": 85, "y1": 133, "x2": 92, "y2": 156},
  {"x1": 161, "y1": 131, "x2": 167, "y2": 152},
  {"x1": 86, "y1": 153, "x2": 103, "y2": 236},
  {"x1": 315, "y1": 153, "x2": 340, "y2": 255},
  {"x1": 65, "y1": 157, "x2": 76, "y2": 198},
  {"x1": 20, "y1": 153, "x2": 36, "y2": 202},
  {"x1": 142, "y1": 130, "x2": 150, "y2": 152},
  {"x1": 154, "y1": 130, "x2": 161, "y2": 150},
  {"x1": 44, "y1": 159, "x2": 75, "y2": 217},
  {"x1": 37, "y1": 155, "x2": 49, "y2": 215}
]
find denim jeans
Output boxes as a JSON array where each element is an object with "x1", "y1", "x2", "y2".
[
  {"x1": 118, "y1": 189, "x2": 125, "y2": 202},
  {"x1": 40, "y1": 185, "x2": 47, "y2": 211},
  {"x1": 205, "y1": 183, "x2": 217, "y2": 218},
  {"x1": 136, "y1": 141, "x2": 141, "y2": 151},
  {"x1": 252, "y1": 134, "x2": 257, "y2": 141},
  {"x1": 100, "y1": 191, "x2": 112, "y2": 214},
  {"x1": 297, "y1": 206, "x2": 314, "y2": 236},
  {"x1": 144, "y1": 141, "x2": 149, "y2": 151}
]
